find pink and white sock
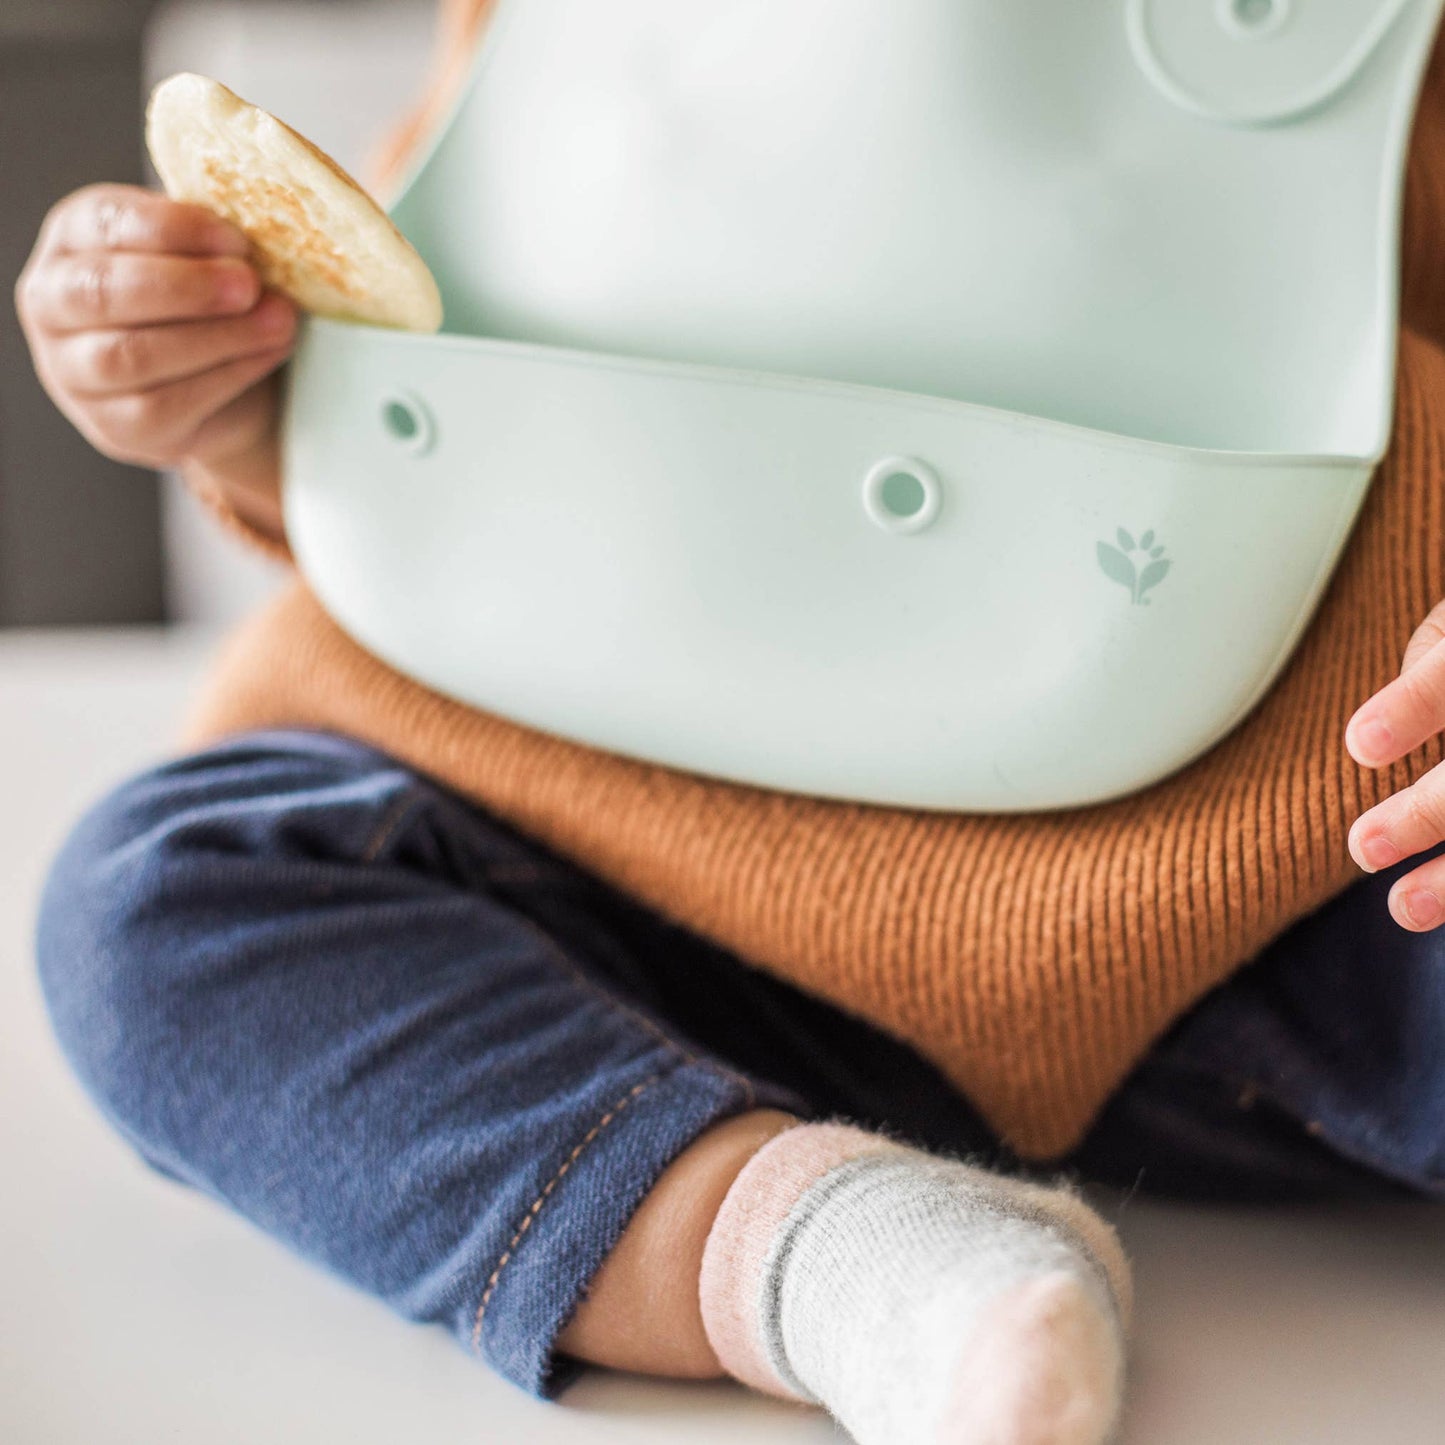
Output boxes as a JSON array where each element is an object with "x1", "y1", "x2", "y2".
[{"x1": 698, "y1": 1123, "x2": 1130, "y2": 1445}]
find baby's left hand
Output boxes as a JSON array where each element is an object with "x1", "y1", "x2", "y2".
[{"x1": 1347, "y1": 597, "x2": 1445, "y2": 929}]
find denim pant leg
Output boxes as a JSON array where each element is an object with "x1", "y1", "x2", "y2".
[
  {"x1": 34, "y1": 729, "x2": 799, "y2": 1397},
  {"x1": 1072, "y1": 842, "x2": 1445, "y2": 1202}
]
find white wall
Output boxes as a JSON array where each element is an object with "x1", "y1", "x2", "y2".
[{"x1": 144, "y1": 0, "x2": 436, "y2": 624}]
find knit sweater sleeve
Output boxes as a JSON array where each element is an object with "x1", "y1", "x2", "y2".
[{"x1": 178, "y1": 458, "x2": 295, "y2": 566}]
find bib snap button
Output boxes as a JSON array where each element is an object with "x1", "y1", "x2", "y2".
[
  {"x1": 380, "y1": 392, "x2": 436, "y2": 457},
  {"x1": 862, "y1": 456, "x2": 943, "y2": 535},
  {"x1": 1218, "y1": 0, "x2": 1290, "y2": 41}
]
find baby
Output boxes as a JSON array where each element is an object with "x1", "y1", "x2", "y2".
[{"x1": 17, "y1": 4, "x2": 1445, "y2": 1443}]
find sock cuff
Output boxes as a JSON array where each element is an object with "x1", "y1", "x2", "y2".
[{"x1": 697, "y1": 1121, "x2": 901, "y2": 1399}]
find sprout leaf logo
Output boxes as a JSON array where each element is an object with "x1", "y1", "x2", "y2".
[{"x1": 1097, "y1": 527, "x2": 1171, "y2": 605}]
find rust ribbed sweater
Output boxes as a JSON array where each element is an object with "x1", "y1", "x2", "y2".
[{"x1": 182, "y1": 11, "x2": 1445, "y2": 1160}]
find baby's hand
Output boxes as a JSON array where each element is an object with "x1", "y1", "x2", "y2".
[
  {"x1": 15, "y1": 184, "x2": 297, "y2": 473},
  {"x1": 1346, "y1": 597, "x2": 1445, "y2": 928}
]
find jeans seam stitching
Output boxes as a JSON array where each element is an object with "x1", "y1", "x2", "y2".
[
  {"x1": 358, "y1": 791, "x2": 429, "y2": 863},
  {"x1": 469, "y1": 1074, "x2": 662, "y2": 1354}
]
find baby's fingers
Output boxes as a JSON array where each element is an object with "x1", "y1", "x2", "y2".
[
  {"x1": 1385, "y1": 849, "x2": 1445, "y2": 931},
  {"x1": 80, "y1": 347, "x2": 292, "y2": 468},
  {"x1": 1345, "y1": 633, "x2": 1445, "y2": 769},
  {"x1": 40, "y1": 184, "x2": 249, "y2": 261},
  {"x1": 1349, "y1": 755, "x2": 1445, "y2": 875},
  {"x1": 1399, "y1": 598, "x2": 1445, "y2": 674},
  {"x1": 22, "y1": 252, "x2": 259, "y2": 333},
  {"x1": 49, "y1": 294, "x2": 297, "y2": 396}
]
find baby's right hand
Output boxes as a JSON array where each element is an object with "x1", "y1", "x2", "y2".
[{"x1": 15, "y1": 184, "x2": 297, "y2": 472}]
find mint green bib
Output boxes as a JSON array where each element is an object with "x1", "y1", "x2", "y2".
[{"x1": 281, "y1": 0, "x2": 1444, "y2": 810}]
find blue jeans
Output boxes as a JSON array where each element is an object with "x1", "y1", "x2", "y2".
[{"x1": 34, "y1": 730, "x2": 1445, "y2": 1398}]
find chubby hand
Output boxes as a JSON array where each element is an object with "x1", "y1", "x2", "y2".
[
  {"x1": 15, "y1": 183, "x2": 296, "y2": 473},
  {"x1": 1346, "y1": 597, "x2": 1445, "y2": 928}
]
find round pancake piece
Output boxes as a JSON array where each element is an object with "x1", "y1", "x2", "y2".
[{"x1": 146, "y1": 73, "x2": 443, "y2": 333}]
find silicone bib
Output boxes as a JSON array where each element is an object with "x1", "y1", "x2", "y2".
[{"x1": 282, "y1": 0, "x2": 1445, "y2": 811}]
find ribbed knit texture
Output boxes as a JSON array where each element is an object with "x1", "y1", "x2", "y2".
[{"x1": 180, "y1": 16, "x2": 1445, "y2": 1159}]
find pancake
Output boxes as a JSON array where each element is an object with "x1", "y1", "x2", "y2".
[{"x1": 147, "y1": 72, "x2": 443, "y2": 333}]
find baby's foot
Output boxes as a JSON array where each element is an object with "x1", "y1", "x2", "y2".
[
  {"x1": 939, "y1": 1270, "x2": 1122, "y2": 1444},
  {"x1": 699, "y1": 1124, "x2": 1129, "y2": 1445}
]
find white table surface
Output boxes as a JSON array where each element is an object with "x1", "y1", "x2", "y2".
[{"x1": 3, "y1": 628, "x2": 1445, "y2": 1444}]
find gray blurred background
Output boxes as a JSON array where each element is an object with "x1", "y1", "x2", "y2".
[{"x1": 0, "y1": 0, "x2": 432, "y2": 629}]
